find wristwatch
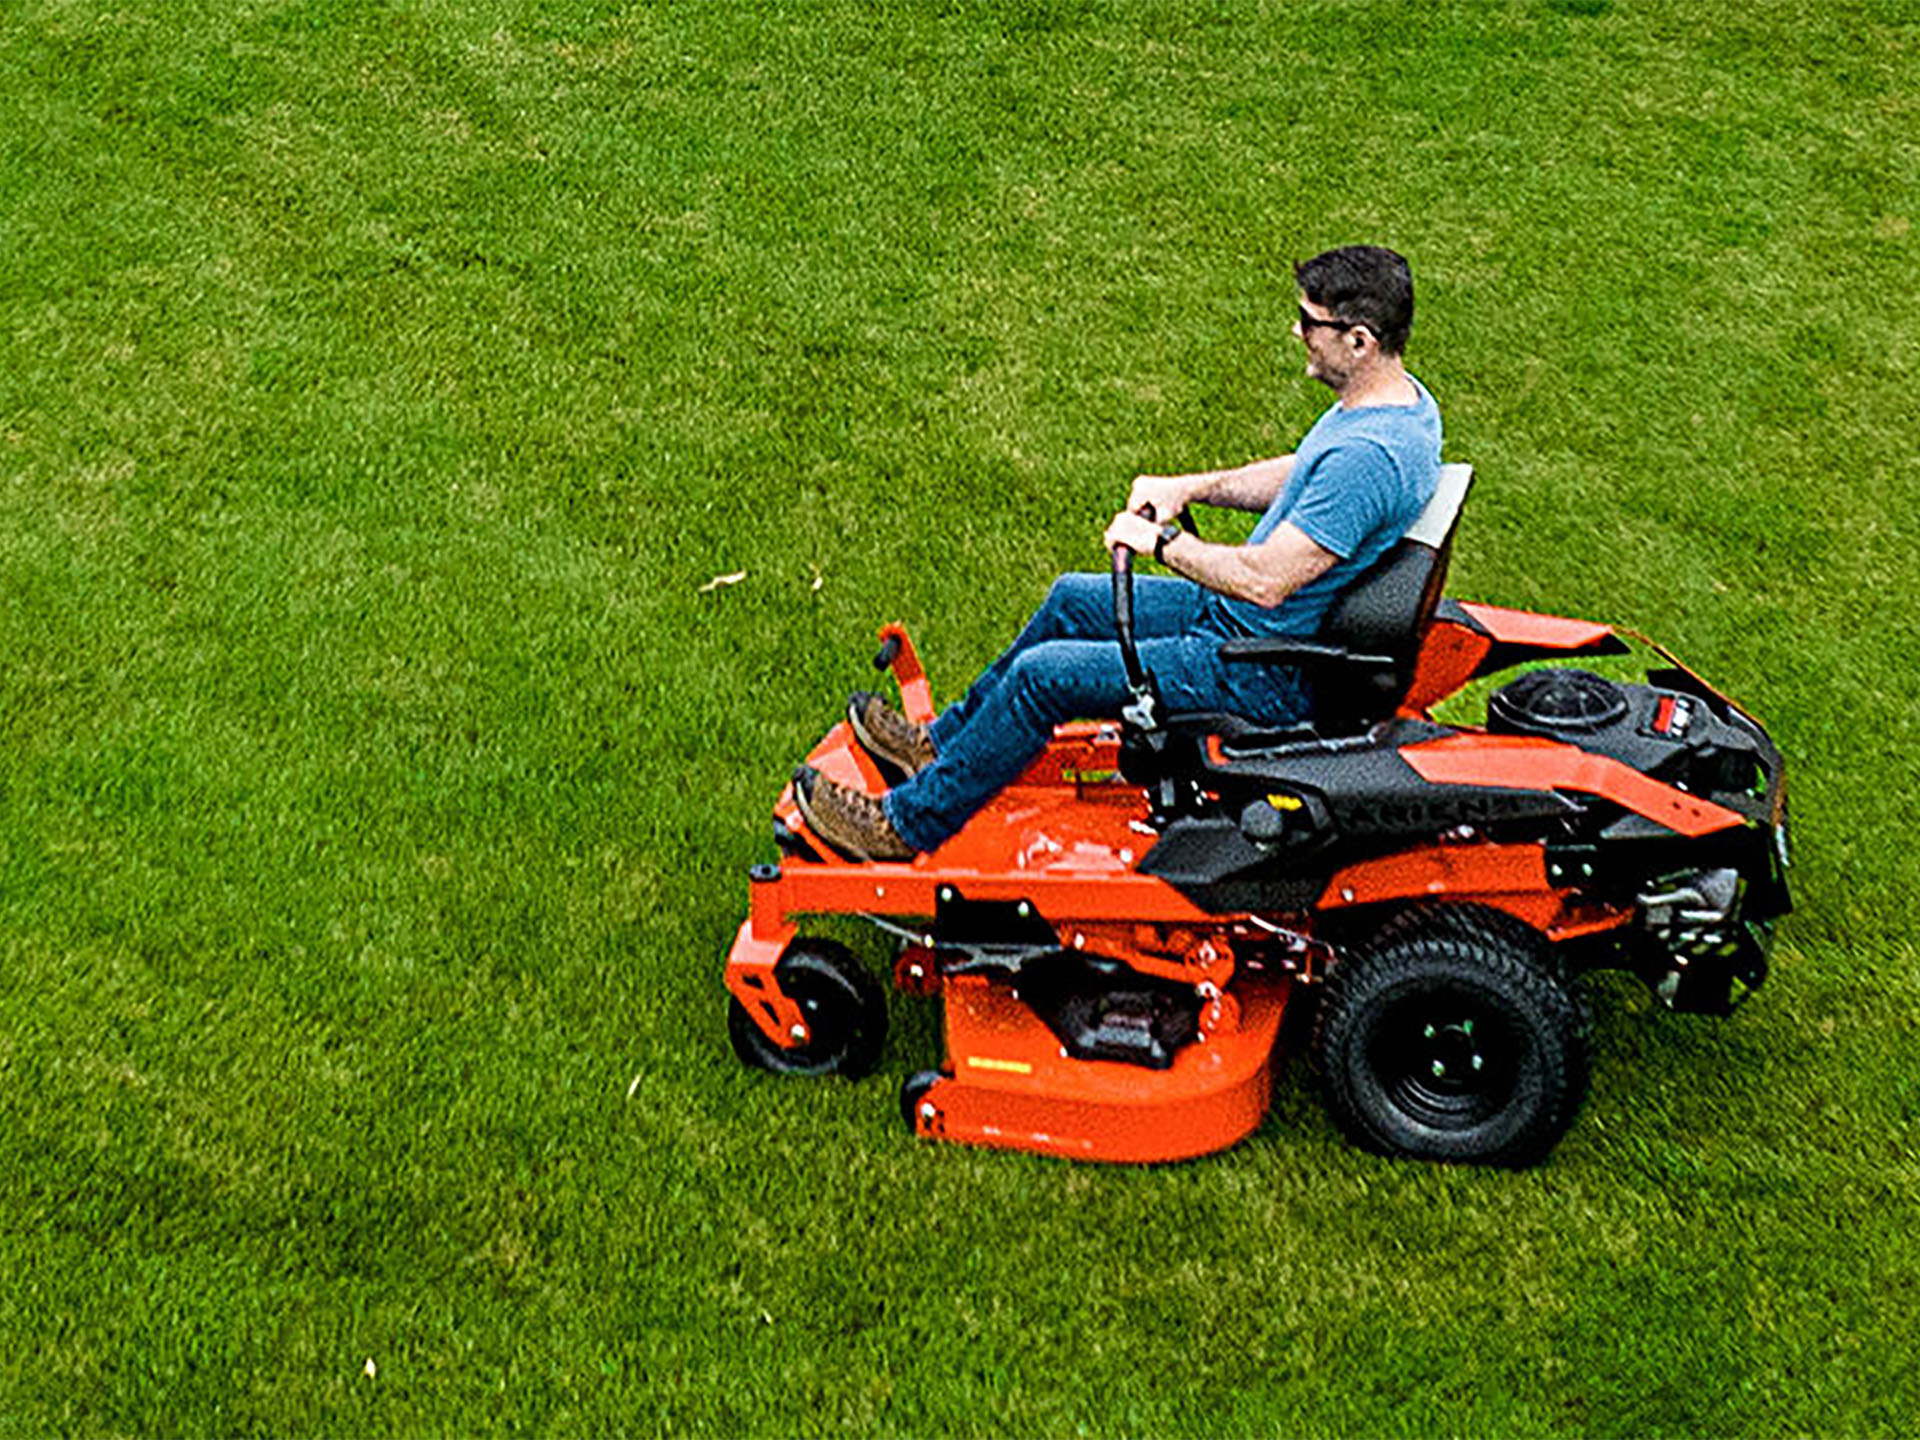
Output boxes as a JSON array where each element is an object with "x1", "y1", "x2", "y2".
[{"x1": 1154, "y1": 520, "x2": 1183, "y2": 564}]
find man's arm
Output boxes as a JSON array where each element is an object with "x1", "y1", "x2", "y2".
[
  {"x1": 1128, "y1": 454, "x2": 1295, "y2": 519},
  {"x1": 1102, "y1": 513, "x2": 1338, "y2": 609}
]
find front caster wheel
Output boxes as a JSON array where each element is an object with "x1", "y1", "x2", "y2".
[
  {"x1": 899, "y1": 1069, "x2": 946, "y2": 1133},
  {"x1": 728, "y1": 938, "x2": 887, "y2": 1079},
  {"x1": 1314, "y1": 910, "x2": 1590, "y2": 1167}
]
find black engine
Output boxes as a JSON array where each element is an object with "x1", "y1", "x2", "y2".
[{"x1": 1487, "y1": 668, "x2": 1770, "y2": 803}]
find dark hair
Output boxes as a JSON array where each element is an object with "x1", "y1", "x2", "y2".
[{"x1": 1294, "y1": 246, "x2": 1415, "y2": 355}]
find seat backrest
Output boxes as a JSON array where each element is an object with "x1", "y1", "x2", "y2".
[{"x1": 1312, "y1": 462, "x2": 1474, "y2": 731}]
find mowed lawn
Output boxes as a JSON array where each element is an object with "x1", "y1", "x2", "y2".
[{"x1": 2, "y1": 0, "x2": 1916, "y2": 1433}]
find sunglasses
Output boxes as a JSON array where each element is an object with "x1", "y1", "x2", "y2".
[{"x1": 1298, "y1": 305, "x2": 1360, "y2": 334}]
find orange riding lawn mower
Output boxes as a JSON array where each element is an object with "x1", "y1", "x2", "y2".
[{"x1": 722, "y1": 466, "x2": 1792, "y2": 1166}]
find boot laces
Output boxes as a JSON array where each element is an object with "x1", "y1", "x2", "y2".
[
  {"x1": 868, "y1": 699, "x2": 930, "y2": 758},
  {"x1": 836, "y1": 781, "x2": 890, "y2": 827}
]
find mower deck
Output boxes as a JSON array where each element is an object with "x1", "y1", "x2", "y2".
[{"x1": 912, "y1": 973, "x2": 1290, "y2": 1163}]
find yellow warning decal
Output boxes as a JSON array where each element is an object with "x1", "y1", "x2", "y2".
[
  {"x1": 1267, "y1": 793, "x2": 1305, "y2": 811},
  {"x1": 966, "y1": 1056, "x2": 1034, "y2": 1075}
]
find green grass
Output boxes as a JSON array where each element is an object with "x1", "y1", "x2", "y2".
[{"x1": 3, "y1": 0, "x2": 1918, "y2": 1433}]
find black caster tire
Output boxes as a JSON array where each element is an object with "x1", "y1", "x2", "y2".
[
  {"x1": 899, "y1": 1069, "x2": 945, "y2": 1133},
  {"x1": 1314, "y1": 909, "x2": 1590, "y2": 1167},
  {"x1": 727, "y1": 938, "x2": 887, "y2": 1079}
]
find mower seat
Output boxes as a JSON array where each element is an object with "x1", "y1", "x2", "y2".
[{"x1": 1196, "y1": 461, "x2": 1475, "y2": 740}]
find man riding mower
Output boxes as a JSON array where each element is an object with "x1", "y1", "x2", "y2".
[{"x1": 720, "y1": 249, "x2": 1790, "y2": 1166}]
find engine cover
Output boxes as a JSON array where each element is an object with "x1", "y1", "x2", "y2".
[{"x1": 1488, "y1": 668, "x2": 1767, "y2": 799}]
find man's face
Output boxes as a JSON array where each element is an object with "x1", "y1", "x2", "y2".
[{"x1": 1294, "y1": 294, "x2": 1359, "y2": 390}]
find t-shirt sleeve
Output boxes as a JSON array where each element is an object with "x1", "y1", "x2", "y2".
[{"x1": 1284, "y1": 440, "x2": 1397, "y2": 560}]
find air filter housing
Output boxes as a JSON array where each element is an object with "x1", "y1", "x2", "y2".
[{"x1": 1488, "y1": 668, "x2": 1629, "y2": 737}]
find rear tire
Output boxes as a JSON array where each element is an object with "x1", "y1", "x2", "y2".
[
  {"x1": 727, "y1": 939, "x2": 887, "y2": 1079},
  {"x1": 1372, "y1": 903, "x2": 1571, "y2": 977},
  {"x1": 1314, "y1": 910, "x2": 1590, "y2": 1166}
]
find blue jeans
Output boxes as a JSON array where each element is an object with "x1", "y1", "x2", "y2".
[{"x1": 883, "y1": 573, "x2": 1309, "y2": 853}]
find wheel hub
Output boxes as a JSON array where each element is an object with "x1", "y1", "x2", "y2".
[
  {"x1": 1421, "y1": 1019, "x2": 1485, "y2": 1084},
  {"x1": 1372, "y1": 999, "x2": 1520, "y2": 1130}
]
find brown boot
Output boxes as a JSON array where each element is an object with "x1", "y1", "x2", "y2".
[
  {"x1": 792, "y1": 765, "x2": 917, "y2": 862},
  {"x1": 848, "y1": 691, "x2": 935, "y2": 779}
]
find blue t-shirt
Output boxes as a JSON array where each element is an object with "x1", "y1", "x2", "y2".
[{"x1": 1203, "y1": 376, "x2": 1442, "y2": 638}]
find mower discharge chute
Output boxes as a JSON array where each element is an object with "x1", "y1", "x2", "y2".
[{"x1": 722, "y1": 465, "x2": 1791, "y2": 1166}]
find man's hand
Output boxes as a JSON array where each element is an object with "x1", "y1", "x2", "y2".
[
  {"x1": 1104, "y1": 509, "x2": 1164, "y2": 557},
  {"x1": 1131, "y1": 456, "x2": 1296, "y2": 515},
  {"x1": 1127, "y1": 473, "x2": 1199, "y2": 519}
]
